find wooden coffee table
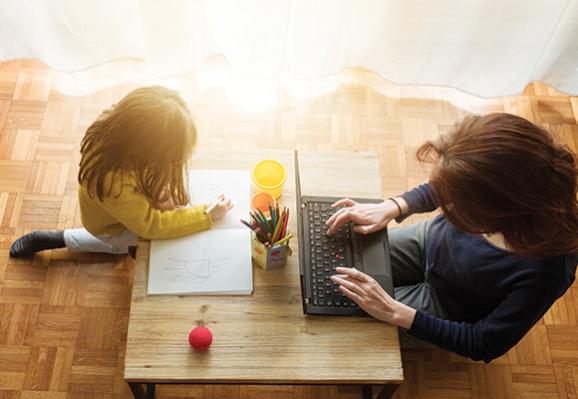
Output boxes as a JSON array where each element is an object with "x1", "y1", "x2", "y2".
[{"x1": 124, "y1": 149, "x2": 403, "y2": 398}]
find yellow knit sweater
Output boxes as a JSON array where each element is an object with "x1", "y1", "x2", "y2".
[{"x1": 78, "y1": 172, "x2": 212, "y2": 240}]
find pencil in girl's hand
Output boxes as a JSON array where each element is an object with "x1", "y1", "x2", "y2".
[{"x1": 205, "y1": 194, "x2": 225, "y2": 214}]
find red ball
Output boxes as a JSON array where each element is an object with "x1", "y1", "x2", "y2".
[{"x1": 188, "y1": 326, "x2": 213, "y2": 351}]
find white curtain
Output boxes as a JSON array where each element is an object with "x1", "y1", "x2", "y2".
[{"x1": 1, "y1": 0, "x2": 577, "y2": 97}]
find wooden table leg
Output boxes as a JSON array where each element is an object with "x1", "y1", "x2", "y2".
[
  {"x1": 362, "y1": 385, "x2": 373, "y2": 399},
  {"x1": 128, "y1": 382, "x2": 147, "y2": 399},
  {"x1": 147, "y1": 383, "x2": 156, "y2": 399},
  {"x1": 376, "y1": 384, "x2": 400, "y2": 399},
  {"x1": 128, "y1": 382, "x2": 156, "y2": 399}
]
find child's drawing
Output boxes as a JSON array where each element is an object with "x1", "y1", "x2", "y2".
[
  {"x1": 165, "y1": 258, "x2": 230, "y2": 284},
  {"x1": 148, "y1": 171, "x2": 252, "y2": 295},
  {"x1": 165, "y1": 245, "x2": 230, "y2": 285}
]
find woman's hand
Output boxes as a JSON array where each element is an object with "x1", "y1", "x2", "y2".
[
  {"x1": 207, "y1": 195, "x2": 234, "y2": 221},
  {"x1": 331, "y1": 267, "x2": 416, "y2": 329},
  {"x1": 325, "y1": 198, "x2": 401, "y2": 235}
]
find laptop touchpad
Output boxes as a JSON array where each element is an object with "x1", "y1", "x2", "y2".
[{"x1": 357, "y1": 232, "x2": 387, "y2": 275}]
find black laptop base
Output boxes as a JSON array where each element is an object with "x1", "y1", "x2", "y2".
[{"x1": 300, "y1": 195, "x2": 392, "y2": 317}]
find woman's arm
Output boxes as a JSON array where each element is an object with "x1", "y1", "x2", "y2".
[
  {"x1": 331, "y1": 266, "x2": 416, "y2": 328},
  {"x1": 325, "y1": 182, "x2": 436, "y2": 234},
  {"x1": 325, "y1": 198, "x2": 400, "y2": 235},
  {"x1": 394, "y1": 183, "x2": 438, "y2": 223},
  {"x1": 332, "y1": 266, "x2": 566, "y2": 363}
]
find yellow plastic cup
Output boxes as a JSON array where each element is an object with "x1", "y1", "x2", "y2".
[
  {"x1": 251, "y1": 159, "x2": 287, "y2": 199},
  {"x1": 251, "y1": 192, "x2": 276, "y2": 217}
]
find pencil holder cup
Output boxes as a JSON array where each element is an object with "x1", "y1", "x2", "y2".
[
  {"x1": 251, "y1": 232, "x2": 291, "y2": 270},
  {"x1": 251, "y1": 192, "x2": 276, "y2": 217},
  {"x1": 251, "y1": 159, "x2": 287, "y2": 199}
]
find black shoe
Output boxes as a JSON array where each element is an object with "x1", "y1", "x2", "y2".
[
  {"x1": 9, "y1": 231, "x2": 66, "y2": 258},
  {"x1": 128, "y1": 246, "x2": 138, "y2": 259}
]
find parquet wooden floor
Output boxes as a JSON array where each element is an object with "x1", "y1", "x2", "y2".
[{"x1": 0, "y1": 60, "x2": 577, "y2": 399}]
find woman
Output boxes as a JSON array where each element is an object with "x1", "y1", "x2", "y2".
[{"x1": 327, "y1": 113, "x2": 578, "y2": 362}]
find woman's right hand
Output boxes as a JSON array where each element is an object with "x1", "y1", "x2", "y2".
[
  {"x1": 207, "y1": 195, "x2": 234, "y2": 221},
  {"x1": 325, "y1": 198, "x2": 402, "y2": 235}
]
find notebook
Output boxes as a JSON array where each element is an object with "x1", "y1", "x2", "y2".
[{"x1": 147, "y1": 170, "x2": 253, "y2": 295}]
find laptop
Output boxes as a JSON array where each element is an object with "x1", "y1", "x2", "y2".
[{"x1": 295, "y1": 150, "x2": 393, "y2": 316}]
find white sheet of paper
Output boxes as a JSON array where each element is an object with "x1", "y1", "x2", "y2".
[
  {"x1": 188, "y1": 170, "x2": 251, "y2": 230},
  {"x1": 148, "y1": 170, "x2": 253, "y2": 296},
  {"x1": 148, "y1": 229, "x2": 252, "y2": 295}
]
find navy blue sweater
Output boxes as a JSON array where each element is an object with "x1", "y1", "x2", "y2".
[{"x1": 400, "y1": 183, "x2": 577, "y2": 362}]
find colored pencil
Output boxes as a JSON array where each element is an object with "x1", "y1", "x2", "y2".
[
  {"x1": 269, "y1": 204, "x2": 276, "y2": 228},
  {"x1": 272, "y1": 234, "x2": 293, "y2": 247},
  {"x1": 271, "y1": 215, "x2": 283, "y2": 243},
  {"x1": 256, "y1": 209, "x2": 271, "y2": 232},
  {"x1": 241, "y1": 205, "x2": 291, "y2": 246},
  {"x1": 240, "y1": 219, "x2": 255, "y2": 230},
  {"x1": 281, "y1": 209, "x2": 288, "y2": 238},
  {"x1": 253, "y1": 211, "x2": 269, "y2": 233}
]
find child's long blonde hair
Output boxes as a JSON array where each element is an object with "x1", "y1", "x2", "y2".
[{"x1": 78, "y1": 86, "x2": 196, "y2": 206}]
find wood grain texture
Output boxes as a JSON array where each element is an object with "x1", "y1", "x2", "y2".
[{"x1": 0, "y1": 59, "x2": 576, "y2": 398}]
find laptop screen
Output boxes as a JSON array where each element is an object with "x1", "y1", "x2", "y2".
[
  {"x1": 294, "y1": 150, "x2": 306, "y2": 304},
  {"x1": 294, "y1": 149, "x2": 301, "y2": 201}
]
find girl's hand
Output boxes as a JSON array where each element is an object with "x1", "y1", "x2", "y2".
[
  {"x1": 325, "y1": 198, "x2": 400, "y2": 235},
  {"x1": 330, "y1": 267, "x2": 416, "y2": 329},
  {"x1": 207, "y1": 195, "x2": 234, "y2": 221}
]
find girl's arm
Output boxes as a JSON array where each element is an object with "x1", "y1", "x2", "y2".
[
  {"x1": 153, "y1": 189, "x2": 177, "y2": 211},
  {"x1": 99, "y1": 183, "x2": 212, "y2": 240}
]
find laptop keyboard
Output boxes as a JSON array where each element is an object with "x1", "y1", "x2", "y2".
[{"x1": 308, "y1": 202, "x2": 359, "y2": 309}]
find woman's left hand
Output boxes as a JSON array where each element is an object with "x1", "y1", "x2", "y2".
[{"x1": 331, "y1": 266, "x2": 416, "y2": 329}]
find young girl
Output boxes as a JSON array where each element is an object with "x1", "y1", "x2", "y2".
[
  {"x1": 10, "y1": 86, "x2": 232, "y2": 257},
  {"x1": 327, "y1": 113, "x2": 578, "y2": 362}
]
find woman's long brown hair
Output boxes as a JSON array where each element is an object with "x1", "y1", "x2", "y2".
[
  {"x1": 417, "y1": 113, "x2": 578, "y2": 259},
  {"x1": 78, "y1": 86, "x2": 196, "y2": 206}
]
